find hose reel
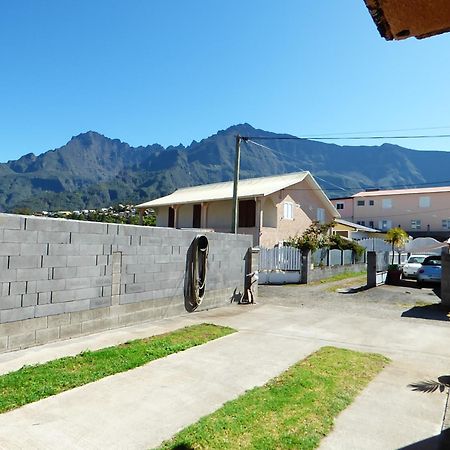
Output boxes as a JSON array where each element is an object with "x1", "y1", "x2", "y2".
[{"x1": 187, "y1": 235, "x2": 209, "y2": 308}]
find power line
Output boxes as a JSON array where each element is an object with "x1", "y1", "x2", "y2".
[
  {"x1": 242, "y1": 134, "x2": 450, "y2": 141},
  {"x1": 244, "y1": 139, "x2": 450, "y2": 193},
  {"x1": 294, "y1": 125, "x2": 450, "y2": 138},
  {"x1": 246, "y1": 139, "x2": 348, "y2": 192}
]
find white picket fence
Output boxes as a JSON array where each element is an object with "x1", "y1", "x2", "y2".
[{"x1": 259, "y1": 247, "x2": 302, "y2": 271}]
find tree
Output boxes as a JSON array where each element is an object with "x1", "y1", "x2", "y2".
[
  {"x1": 286, "y1": 221, "x2": 334, "y2": 253},
  {"x1": 385, "y1": 227, "x2": 409, "y2": 265}
]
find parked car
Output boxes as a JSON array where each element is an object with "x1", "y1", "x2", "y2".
[
  {"x1": 401, "y1": 255, "x2": 428, "y2": 279},
  {"x1": 417, "y1": 255, "x2": 441, "y2": 287}
]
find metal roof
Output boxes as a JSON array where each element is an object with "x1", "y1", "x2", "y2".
[
  {"x1": 335, "y1": 218, "x2": 381, "y2": 233},
  {"x1": 136, "y1": 171, "x2": 338, "y2": 217},
  {"x1": 353, "y1": 186, "x2": 450, "y2": 198}
]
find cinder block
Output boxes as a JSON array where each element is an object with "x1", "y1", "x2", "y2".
[
  {"x1": 42, "y1": 255, "x2": 68, "y2": 268},
  {"x1": 36, "y1": 327, "x2": 60, "y2": 344},
  {"x1": 35, "y1": 303, "x2": 65, "y2": 317},
  {"x1": 0, "y1": 243, "x2": 20, "y2": 256},
  {"x1": 36, "y1": 279, "x2": 66, "y2": 292},
  {"x1": 0, "y1": 214, "x2": 24, "y2": 230},
  {"x1": 52, "y1": 287, "x2": 101, "y2": 303},
  {"x1": 4, "y1": 229, "x2": 38, "y2": 244},
  {"x1": 48, "y1": 313, "x2": 70, "y2": 327},
  {"x1": 0, "y1": 336, "x2": 7, "y2": 351},
  {"x1": 0, "y1": 295, "x2": 22, "y2": 310},
  {"x1": 71, "y1": 306, "x2": 110, "y2": 323},
  {"x1": 26, "y1": 217, "x2": 80, "y2": 233},
  {"x1": 53, "y1": 267, "x2": 77, "y2": 279},
  {"x1": 59, "y1": 322, "x2": 82, "y2": 339},
  {"x1": 9, "y1": 255, "x2": 41, "y2": 269},
  {"x1": 26, "y1": 280, "x2": 37, "y2": 294},
  {"x1": 79, "y1": 244, "x2": 104, "y2": 256},
  {"x1": 0, "y1": 306, "x2": 35, "y2": 323},
  {"x1": 66, "y1": 255, "x2": 96, "y2": 267},
  {"x1": 89, "y1": 296, "x2": 111, "y2": 309},
  {"x1": 76, "y1": 265, "x2": 103, "y2": 277},
  {"x1": 8, "y1": 331, "x2": 36, "y2": 349},
  {"x1": 64, "y1": 299, "x2": 91, "y2": 313},
  {"x1": 38, "y1": 292, "x2": 51, "y2": 304},
  {"x1": 81, "y1": 316, "x2": 118, "y2": 334},
  {"x1": 9, "y1": 281, "x2": 26, "y2": 295},
  {"x1": 125, "y1": 283, "x2": 146, "y2": 294},
  {"x1": 65, "y1": 277, "x2": 91, "y2": 290},
  {"x1": 22, "y1": 293, "x2": 38, "y2": 307},
  {"x1": 71, "y1": 233, "x2": 114, "y2": 245},
  {"x1": 16, "y1": 268, "x2": 49, "y2": 281},
  {"x1": 78, "y1": 221, "x2": 107, "y2": 234},
  {"x1": 102, "y1": 285, "x2": 112, "y2": 297},
  {"x1": 96, "y1": 255, "x2": 108, "y2": 265},
  {"x1": 48, "y1": 244, "x2": 78, "y2": 256},
  {"x1": 1, "y1": 282, "x2": 9, "y2": 296},
  {"x1": 37, "y1": 231, "x2": 71, "y2": 244},
  {"x1": 19, "y1": 243, "x2": 48, "y2": 256},
  {"x1": 91, "y1": 276, "x2": 112, "y2": 287}
]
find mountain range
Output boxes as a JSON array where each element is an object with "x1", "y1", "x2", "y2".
[{"x1": 1, "y1": 123, "x2": 450, "y2": 212}]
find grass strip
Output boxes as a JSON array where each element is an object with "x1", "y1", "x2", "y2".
[
  {"x1": 317, "y1": 270, "x2": 367, "y2": 284},
  {"x1": 0, "y1": 323, "x2": 235, "y2": 414},
  {"x1": 159, "y1": 346, "x2": 389, "y2": 450}
]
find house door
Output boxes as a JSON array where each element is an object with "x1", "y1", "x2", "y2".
[
  {"x1": 193, "y1": 204, "x2": 201, "y2": 228},
  {"x1": 168, "y1": 207, "x2": 175, "y2": 228}
]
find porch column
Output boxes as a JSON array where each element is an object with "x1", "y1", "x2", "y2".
[
  {"x1": 173, "y1": 205, "x2": 180, "y2": 229},
  {"x1": 255, "y1": 198, "x2": 263, "y2": 246},
  {"x1": 201, "y1": 202, "x2": 209, "y2": 228},
  {"x1": 138, "y1": 208, "x2": 144, "y2": 225}
]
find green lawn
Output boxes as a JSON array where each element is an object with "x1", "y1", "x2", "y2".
[
  {"x1": 0, "y1": 323, "x2": 235, "y2": 414},
  {"x1": 317, "y1": 270, "x2": 367, "y2": 284},
  {"x1": 159, "y1": 346, "x2": 389, "y2": 450}
]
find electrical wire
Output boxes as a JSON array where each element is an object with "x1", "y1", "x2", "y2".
[{"x1": 242, "y1": 134, "x2": 450, "y2": 141}]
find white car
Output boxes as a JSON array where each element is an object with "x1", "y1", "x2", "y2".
[{"x1": 401, "y1": 255, "x2": 428, "y2": 279}]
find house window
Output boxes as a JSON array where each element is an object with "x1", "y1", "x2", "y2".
[
  {"x1": 382, "y1": 199, "x2": 392, "y2": 209},
  {"x1": 283, "y1": 202, "x2": 294, "y2": 220},
  {"x1": 357, "y1": 220, "x2": 366, "y2": 226},
  {"x1": 357, "y1": 200, "x2": 365, "y2": 206},
  {"x1": 238, "y1": 200, "x2": 256, "y2": 228},
  {"x1": 168, "y1": 207, "x2": 175, "y2": 228},
  {"x1": 369, "y1": 221, "x2": 374, "y2": 228},
  {"x1": 317, "y1": 208, "x2": 325, "y2": 223},
  {"x1": 442, "y1": 219, "x2": 450, "y2": 229},
  {"x1": 336, "y1": 203, "x2": 344, "y2": 210},
  {"x1": 192, "y1": 204, "x2": 201, "y2": 228},
  {"x1": 411, "y1": 219, "x2": 421, "y2": 230},
  {"x1": 419, "y1": 196, "x2": 431, "y2": 208},
  {"x1": 369, "y1": 200, "x2": 374, "y2": 206},
  {"x1": 378, "y1": 219, "x2": 392, "y2": 230}
]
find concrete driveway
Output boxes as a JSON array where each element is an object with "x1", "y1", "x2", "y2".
[{"x1": 0, "y1": 277, "x2": 449, "y2": 449}]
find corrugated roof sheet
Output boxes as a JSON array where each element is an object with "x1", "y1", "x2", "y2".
[
  {"x1": 335, "y1": 218, "x2": 381, "y2": 233},
  {"x1": 353, "y1": 186, "x2": 450, "y2": 198},
  {"x1": 137, "y1": 172, "x2": 310, "y2": 208}
]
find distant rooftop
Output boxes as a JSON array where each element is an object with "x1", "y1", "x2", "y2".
[{"x1": 353, "y1": 186, "x2": 450, "y2": 198}]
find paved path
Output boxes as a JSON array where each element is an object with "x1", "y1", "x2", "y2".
[{"x1": 0, "y1": 280, "x2": 449, "y2": 449}]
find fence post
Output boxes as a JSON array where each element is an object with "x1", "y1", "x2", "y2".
[
  {"x1": 441, "y1": 246, "x2": 450, "y2": 305},
  {"x1": 367, "y1": 251, "x2": 377, "y2": 288},
  {"x1": 300, "y1": 250, "x2": 311, "y2": 284}
]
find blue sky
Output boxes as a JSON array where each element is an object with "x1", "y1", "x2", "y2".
[{"x1": 1, "y1": 1, "x2": 450, "y2": 162}]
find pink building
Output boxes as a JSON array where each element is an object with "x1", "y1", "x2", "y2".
[
  {"x1": 330, "y1": 197, "x2": 354, "y2": 222},
  {"x1": 352, "y1": 186, "x2": 450, "y2": 240}
]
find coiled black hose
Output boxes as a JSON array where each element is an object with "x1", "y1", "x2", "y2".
[{"x1": 187, "y1": 235, "x2": 209, "y2": 307}]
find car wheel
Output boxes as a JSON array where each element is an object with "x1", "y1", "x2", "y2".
[{"x1": 417, "y1": 280, "x2": 423, "y2": 288}]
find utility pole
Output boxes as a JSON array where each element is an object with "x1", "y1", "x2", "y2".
[{"x1": 231, "y1": 134, "x2": 241, "y2": 233}]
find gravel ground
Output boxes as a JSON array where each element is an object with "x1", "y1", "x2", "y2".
[{"x1": 258, "y1": 276, "x2": 450, "y2": 326}]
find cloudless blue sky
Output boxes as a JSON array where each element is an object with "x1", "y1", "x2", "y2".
[{"x1": 1, "y1": 0, "x2": 450, "y2": 162}]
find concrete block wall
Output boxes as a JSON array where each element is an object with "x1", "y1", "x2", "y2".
[{"x1": 0, "y1": 214, "x2": 252, "y2": 352}]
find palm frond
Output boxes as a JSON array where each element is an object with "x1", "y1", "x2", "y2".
[{"x1": 408, "y1": 380, "x2": 448, "y2": 393}]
